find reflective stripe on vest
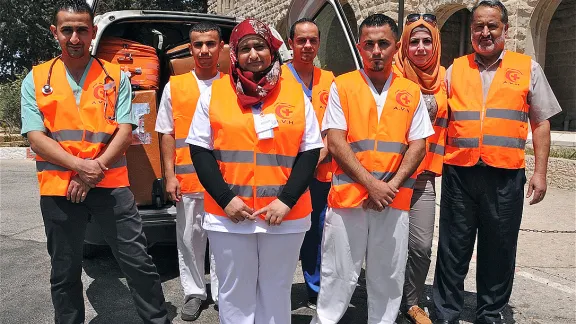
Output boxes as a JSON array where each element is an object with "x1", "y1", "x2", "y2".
[
  {"x1": 445, "y1": 51, "x2": 531, "y2": 169},
  {"x1": 203, "y1": 75, "x2": 312, "y2": 220},
  {"x1": 327, "y1": 71, "x2": 420, "y2": 211},
  {"x1": 281, "y1": 64, "x2": 335, "y2": 182},
  {"x1": 171, "y1": 72, "x2": 224, "y2": 193},
  {"x1": 32, "y1": 58, "x2": 129, "y2": 196}
]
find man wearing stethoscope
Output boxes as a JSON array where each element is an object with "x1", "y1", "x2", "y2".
[{"x1": 20, "y1": 2, "x2": 170, "y2": 324}]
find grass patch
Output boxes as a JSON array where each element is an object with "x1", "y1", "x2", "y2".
[{"x1": 526, "y1": 146, "x2": 576, "y2": 160}]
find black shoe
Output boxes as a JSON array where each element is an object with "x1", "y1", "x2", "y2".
[
  {"x1": 181, "y1": 297, "x2": 204, "y2": 321},
  {"x1": 434, "y1": 320, "x2": 457, "y2": 324}
]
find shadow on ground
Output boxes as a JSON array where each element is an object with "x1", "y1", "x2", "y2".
[
  {"x1": 81, "y1": 246, "x2": 516, "y2": 324},
  {"x1": 82, "y1": 244, "x2": 179, "y2": 324}
]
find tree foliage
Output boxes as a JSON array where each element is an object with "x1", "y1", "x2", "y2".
[
  {"x1": 0, "y1": 70, "x2": 26, "y2": 135},
  {"x1": 0, "y1": 0, "x2": 207, "y2": 82}
]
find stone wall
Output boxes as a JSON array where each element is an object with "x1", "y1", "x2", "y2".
[
  {"x1": 544, "y1": 0, "x2": 576, "y2": 131},
  {"x1": 208, "y1": 0, "x2": 576, "y2": 131}
]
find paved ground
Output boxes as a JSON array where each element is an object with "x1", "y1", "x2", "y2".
[{"x1": 1, "y1": 159, "x2": 575, "y2": 323}]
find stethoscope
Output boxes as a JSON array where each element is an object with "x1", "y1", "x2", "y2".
[
  {"x1": 42, "y1": 55, "x2": 117, "y2": 121},
  {"x1": 42, "y1": 55, "x2": 115, "y2": 95}
]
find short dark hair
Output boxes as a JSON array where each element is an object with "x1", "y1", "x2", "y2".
[
  {"x1": 289, "y1": 18, "x2": 321, "y2": 40},
  {"x1": 358, "y1": 14, "x2": 399, "y2": 41},
  {"x1": 54, "y1": 0, "x2": 95, "y2": 26},
  {"x1": 471, "y1": 0, "x2": 509, "y2": 24},
  {"x1": 190, "y1": 22, "x2": 222, "y2": 41}
]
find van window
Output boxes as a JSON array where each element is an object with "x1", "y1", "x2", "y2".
[{"x1": 314, "y1": 4, "x2": 356, "y2": 76}]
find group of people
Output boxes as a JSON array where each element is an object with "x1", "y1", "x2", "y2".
[{"x1": 20, "y1": 0, "x2": 561, "y2": 324}]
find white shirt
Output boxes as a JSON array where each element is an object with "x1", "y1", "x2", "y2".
[
  {"x1": 186, "y1": 87, "x2": 324, "y2": 234},
  {"x1": 155, "y1": 71, "x2": 221, "y2": 198},
  {"x1": 155, "y1": 71, "x2": 221, "y2": 135},
  {"x1": 322, "y1": 69, "x2": 435, "y2": 142}
]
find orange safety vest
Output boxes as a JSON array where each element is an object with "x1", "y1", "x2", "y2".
[
  {"x1": 445, "y1": 51, "x2": 531, "y2": 169},
  {"x1": 32, "y1": 57, "x2": 129, "y2": 196},
  {"x1": 171, "y1": 72, "x2": 224, "y2": 193},
  {"x1": 281, "y1": 64, "x2": 335, "y2": 182},
  {"x1": 203, "y1": 75, "x2": 312, "y2": 221},
  {"x1": 328, "y1": 71, "x2": 420, "y2": 211},
  {"x1": 392, "y1": 65, "x2": 448, "y2": 176}
]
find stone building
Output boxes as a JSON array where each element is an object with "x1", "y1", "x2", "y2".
[{"x1": 208, "y1": 0, "x2": 576, "y2": 131}]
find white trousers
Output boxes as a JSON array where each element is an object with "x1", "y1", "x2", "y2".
[
  {"x1": 207, "y1": 231, "x2": 306, "y2": 324},
  {"x1": 176, "y1": 195, "x2": 218, "y2": 303},
  {"x1": 312, "y1": 207, "x2": 409, "y2": 324}
]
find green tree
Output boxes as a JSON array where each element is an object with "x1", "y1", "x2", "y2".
[
  {"x1": 0, "y1": 70, "x2": 26, "y2": 136},
  {"x1": 0, "y1": 0, "x2": 207, "y2": 82}
]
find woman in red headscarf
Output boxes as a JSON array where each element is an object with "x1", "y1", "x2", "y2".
[
  {"x1": 187, "y1": 18, "x2": 323, "y2": 324},
  {"x1": 393, "y1": 14, "x2": 448, "y2": 324}
]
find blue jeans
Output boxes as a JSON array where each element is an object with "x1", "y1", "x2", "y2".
[{"x1": 300, "y1": 179, "x2": 330, "y2": 298}]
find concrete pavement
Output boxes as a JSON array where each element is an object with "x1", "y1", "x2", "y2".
[{"x1": 1, "y1": 159, "x2": 574, "y2": 323}]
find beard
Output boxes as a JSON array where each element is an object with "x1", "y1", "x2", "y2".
[
  {"x1": 473, "y1": 34, "x2": 505, "y2": 55},
  {"x1": 369, "y1": 60, "x2": 385, "y2": 72}
]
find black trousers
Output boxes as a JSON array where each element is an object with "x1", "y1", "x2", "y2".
[
  {"x1": 432, "y1": 164, "x2": 525, "y2": 324},
  {"x1": 40, "y1": 187, "x2": 169, "y2": 324}
]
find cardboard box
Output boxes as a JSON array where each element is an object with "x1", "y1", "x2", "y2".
[{"x1": 126, "y1": 90, "x2": 165, "y2": 206}]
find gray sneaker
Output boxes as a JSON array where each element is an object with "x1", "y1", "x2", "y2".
[{"x1": 181, "y1": 297, "x2": 204, "y2": 321}]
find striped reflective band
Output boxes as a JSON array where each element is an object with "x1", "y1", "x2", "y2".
[
  {"x1": 84, "y1": 131, "x2": 113, "y2": 144},
  {"x1": 485, "y1": 109, "x2": 528, "y2": 122},
  {"x1": 175, "y1": 164, "x2": 196, "y2": 174},
  {"x1": 256, "y1": 153, "x2": 296, "y2": 168},
  {"x1": 213, "y1": 150, "x2": 254, "y2": 163},
  {"x1": 35, "y1": 161, "x2": 69, "y2": 172},
  {"x1": 349, "y1": 140, "x2": 407, "y2": 154},
  {"x1": 36, "y1": 156, "x2": 127, "y2": 172},
  {"x1": 228, "y1": 184, "x2": 285, "y2": 198},
  {"x1": 350, "y1": 139, "x2": 374, "y2": 153},
  {"x1": 109, "y1": 156, "x2": 128, "y2": 169},
  {"x1": 49, "y1": 130, "x2": 112, "y2": 144},
  {"x1": 451, "y1": 111, "x2": 481, "y2": 121},
  {"x1": 448, "y1": 137, "x2": 479, "y2": 148},
  {"x1": 483, "y1": 135, "x2": 526, "y2": 149},
  {"x1": 332, "y1": 172, "x2": 415, "y2": 189},
  {"x1": 213, "y1": 150, "x2": 297, "y2": 168},
  {"x1": 377, "y1": 141, "x2": 408, "y2": 154},
  {"x1": 434, "y1": 117, "x2": 448, "y2": 128},
  {"x1": 428, "y1": 143, "x2": 445, "y2": 155},
  {"x1": 175, "y1": 139, "x2": 188, "y2": 149}
]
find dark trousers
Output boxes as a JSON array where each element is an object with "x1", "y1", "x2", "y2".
[
  {"x1": 40, "y1": 187, "x2": 169, "y2": 324},
  {"x1": 433, "y1": 165, "x2": 525, "y2": 324},
  {"x1": 300, "y1": 179, "x2": 330, "y2": 298}
]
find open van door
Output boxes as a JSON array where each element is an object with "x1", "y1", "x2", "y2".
[
  {"x1": 85, "y1": 0, "x2": 98, "y2": 10},
  {"x1": 287, "y1": 0, "x2": 361, "y2": 75}
]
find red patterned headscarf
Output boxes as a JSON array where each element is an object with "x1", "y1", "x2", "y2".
[{"x1": 229, "y1": 18, "x2": 284, "y2": 107}]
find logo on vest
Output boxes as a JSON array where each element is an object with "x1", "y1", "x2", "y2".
[
  {"x1": 319, "y1": 90, "x2": 329, "y2": 107},
  {"x1": 394, "y1": 90, "x2": 413, "y2": 112},
  {"x1": 275, "y1": 103, "x2": 295, "y2": 124},
  {"x1": 93, "y1": 84, "x2": 106, "y2": 101},
  {"x1": 440, "y1": 80, "x2": 447, "y2": 94},
  {"x1": 505, "y1": 68, "x2": 522, "y2": 85}
]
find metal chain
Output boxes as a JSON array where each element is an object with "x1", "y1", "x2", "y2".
[{"x1": 519, "y1": 228, "x2": 576, "y2": 234}]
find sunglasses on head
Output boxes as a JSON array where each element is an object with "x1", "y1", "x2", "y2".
[{"x1": 406, "y1": 13, "x2": 437, "y2": 26}]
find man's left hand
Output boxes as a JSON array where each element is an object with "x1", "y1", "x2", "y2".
[
  {"x1": 67, "y1": 174, "x2": 91, "y2": 203},
  {"x1": 526, "y1": 173, "x2": 547, "y2": 205},
  {"x1": 251, "y1": 199, "x2": 291, "y2": 226}
]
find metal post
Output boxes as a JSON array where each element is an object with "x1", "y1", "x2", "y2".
[
  {"x1": 459, "y1": 9, "x2": 467, "y2": 56},
  {"x1": 399, "y1": 0, "x2": 405, "y2": 35}
]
